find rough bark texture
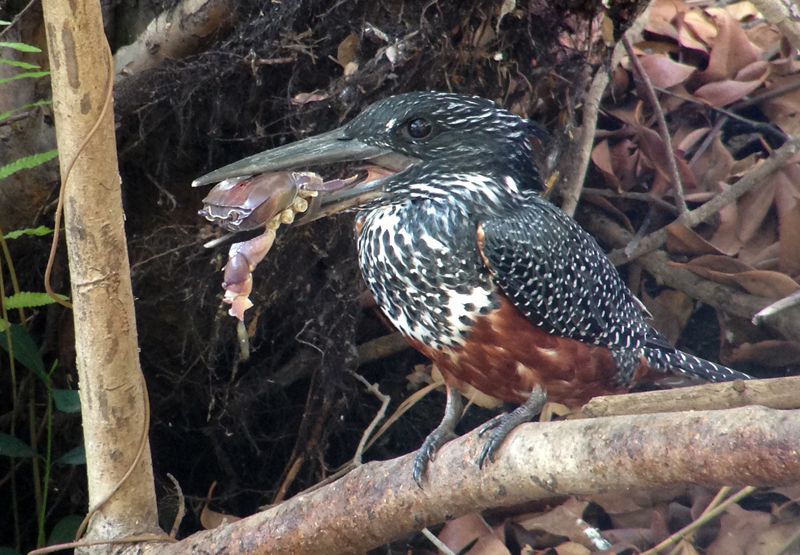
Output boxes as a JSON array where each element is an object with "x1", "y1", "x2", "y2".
[
  {"x1": 41, "y1": 0, "x2": 159, "y2": 543},
  {"x1": 583, "y1": 375, "x2": 800, "y2": 416},
  {"x1": 142, "y1": 405, "x2": 800, "y2": 555}
]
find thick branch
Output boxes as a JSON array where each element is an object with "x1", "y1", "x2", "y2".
[
  {"x1": 42, "y1": 0, "x2": 158, "y2": 542},
  {"x1": 583, "y1": 375, "x2": 800, "y2": 417},
  {"x1": 147, "y1": 406, "x2": 800, "y2": 555},
  {"x1": 114, "y1": 0, "x2": 233, "y2": 79}
]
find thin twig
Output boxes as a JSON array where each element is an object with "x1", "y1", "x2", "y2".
[
  {"x1": 687, "y1": 116, "x2": 727, "y2": 170},
  {"x1": 640, "y1": 487, "x2": 756, "y2": 555},
  {"x1": 422, "y1": 528, "x2": 457, "y2": 555},
  {"x1": 752, "y1": 289, "x2": 800, "y2": 325},
  {"x1": 349, "y1": 372, "x2": 390, "y2": 464},
  {"x1": 651, "y1": 84, "x2": 788, "y2": 143},
  {"x1": 165, "y1": 473, "x2": 185, "y2": 539},
  {"x1": 700, "y1": 486, "x2": 732, "y2": 516},
  {"x1": 583, "y1": 188, "x2": 680, "y2": 213},
  {"x1": 625, "y1": 208, "x2": 654, "y2": 256},
  {"x1": 622, "y1": 35, "x2": 687, "y2": 214},
  {"x1": 775, "y1": 520, "x2": 800, "y2": 555},
  {"x1": 609, "y1": 134, "x2": 800, "y2": 265},
  {"x1": 27, "y1": 533, "x2": 176, "y2": 555},
  {"x1": 296, "y1": 374, "x2": 391, "y2": 497},
  {"x1": 558, "y1": 63, "x2": 597, "y2": 216}
]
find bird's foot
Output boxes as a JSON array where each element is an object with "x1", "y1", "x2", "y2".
[
  {"x1": 413, "y1": 384, "x2": 463, "y2": 486},
  {"x1": 413, "y1": 426, "x2": 457, "y2": 486},
  {"x1": 477, "y1": 385, "x2": 547, "y2": 468}
]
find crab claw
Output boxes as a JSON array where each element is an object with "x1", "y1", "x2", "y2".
[{"x1": 221, "y1": 229, "x2": 276, "y2": 320}]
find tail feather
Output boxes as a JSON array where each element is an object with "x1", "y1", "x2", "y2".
[{"x1": 644, "y1": 348, "x2": 752, "y2": 382}]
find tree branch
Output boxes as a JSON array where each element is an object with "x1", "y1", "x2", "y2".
[
  {"x1": 608, "y1": 135, "x2": 800, "y2": 265},
  {"x1": 146, "y1": 406, "x2": 800, "y2": 555},
  {"x1": 583, "y1": 375, "x2": 800, "y2": 417}
]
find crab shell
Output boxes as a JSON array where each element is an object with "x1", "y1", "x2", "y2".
[{"x1": 199, "y1": 171, "x2": 323, "y2": 232}]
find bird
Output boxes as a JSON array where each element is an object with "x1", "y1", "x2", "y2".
[{"x1": 193, "y1": 91, "x2": 752, "y2": 484}]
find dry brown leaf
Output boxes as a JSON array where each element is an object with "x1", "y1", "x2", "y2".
[
  {"x1": 554, "y1": 542, "x2": 591, "y2": 555},
  {"x1": 691, "y1": 132, "x2": 734, "y2": 193},
  {"x1": 642, "y1": 289, "x2": 694, "y2": 345},
  {"x1": 745, "y1": 22, "x2": 783, "y2": 51},
  {"x1": 290, "y1": 91, "x2": 329, "y2": 104},
  {"x1": 737, "y1": 175, "x2": 778, "y2": 245},
  {"x1": 646, "y1": 0, "x2": 687, "y2": 38},
  {"x1": 706, "y1": 504, "x2": 773, "y2": 555},
  {"x1": 635, "y1": 126, "x2": 698, "y2": 190},
  {"x1": 439, "y1": 514, "x2": 510, "y2": 555},
  {"x1": 683, "y1": 253, "x2": 756, "y2": 273},
  {"x1": 736, "y1": 60, "x2": 770, "y2": 82},
  {"x1": 694, "y1": 78, "x2": 765, "y2": 107},
  {"x1": 591, "y1": 492, "x2": 651, "y2": 514},
  {"x1": 730, "y1": 152, "x2": 760, "y2": 177},
  {"x1": 778, "y1": 197, "x2": 800, "y2": 277},
  {"x1": 665, "y1": 223, "x2": 723, "y2": 255},
  {"x1": 708, "y1": 203, "x2": 742, "y2": 255},
  {"x1": 639, "y1": 54, "x2": 696, "y2": 88},
  {"x1": 676, "y1": 127, "x2": 710, "y2": 154},
  {"x1": 745, "y1": 517, "x2": 800, "y2": 555},
  {"x1": 725, "y1": 1, "x2": 760, "y2": 21},
  {"x1": 200, "y1": 504, "x2": 242, "y2": 528},
  {"x1": 700, "y1": 9, "x2": 762, "y2": 83},
  {"x1": 516, "y1": 503, "x2": 609, "y2": 551},
  {"x1": 758, "y1": 75, "x2": 800, "y2": 135},
  {"x1": 680, "y1": 10, "x2": 716, "y2": 50},
  {"x1": 336, "y1": 33, "x2": 358, "y2": 66},
  {"x1": 728, "y1": 340, "x2": 800, "y2": 366},
  {"x1": 704, "y1": 267, "x2": 798, "y2": 297},
  {"x1": 591, "y1": 140, "x2": 621, "y2": 190},
  {"x1": 739, "y1": 224, "x2": 779, "y2": 268}
]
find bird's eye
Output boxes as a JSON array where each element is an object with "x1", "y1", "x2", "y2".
[{"x1": 406, "y1": 118, "x2": 432, "y2": 139}]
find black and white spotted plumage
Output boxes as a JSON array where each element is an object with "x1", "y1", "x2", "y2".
[
  {"x1": 477, "y1": 191, "x2": 748, "y2": 384},
  {"x1": 194, "y1": 91, "x2": 753, "y2": 479},
  {"x1": 341, "y1": 92, "x2": 750, "y2": 386}
]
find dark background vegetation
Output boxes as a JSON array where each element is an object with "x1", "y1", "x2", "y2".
[{"x1": 5, "y1": 0, "x2": 790, "y2": 545}]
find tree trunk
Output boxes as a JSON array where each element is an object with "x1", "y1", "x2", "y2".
[{"x1": 41, "y1": 0, "x2": 159, "y2": 545}]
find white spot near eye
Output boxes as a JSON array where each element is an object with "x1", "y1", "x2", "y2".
[
  {"x1": 385, "y1": 118, "x2": 397, "y2": 130},
  {"x1": 504, "y1": 175, "x2": 518, "y2": 192}
]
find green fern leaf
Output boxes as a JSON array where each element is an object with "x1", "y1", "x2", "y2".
[
  {"x1": 0, "y1": 41, "x2": 42, "y2": 52},
  {"x1": 0, "y1": 100, "x2": 52, "y2": 123},
  {"x1": 4, "y1": 292, "x2": 68, "y2": 309},
  {"x1": 4, "y1": 226, "x2": 53, "y2": 239},
  {"x1": 0, "y1": 150, "x2": 58, "y2": 180},
  {"x1": 0, "y1": 70, "x2": 49, "y2": 85}
]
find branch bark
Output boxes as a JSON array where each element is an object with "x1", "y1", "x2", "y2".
[
  {"x1": 42, "y1": 0, "x2": 159, "y2": 544},
  {"x1": 583, "y1": 375, "x2": 800, "y2": 417},
  {"x1": 142, "y1": 405, "x2": 800, "y2": 555},
  {"x1": 114, "y1": 0, "x2": 234, "y2": 80}
]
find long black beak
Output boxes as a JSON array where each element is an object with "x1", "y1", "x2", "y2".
[{"x1": 193, "y1": 128, "x2": 400, "y2": 223}]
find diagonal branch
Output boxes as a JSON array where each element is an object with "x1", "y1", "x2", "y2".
[
  {"x1": 608, "y1": 134, "x2": 800, "y2": 265},
  {"x1": 622, "y1": 35, "x2": 687, "y2": 214},
  {"x1": 148, "y1": 405, "x2": 800, "y2": 555}
]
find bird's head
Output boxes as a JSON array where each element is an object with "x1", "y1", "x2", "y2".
[{"x1": 193, "y1": 91, "x2": 547, "y2": 222}]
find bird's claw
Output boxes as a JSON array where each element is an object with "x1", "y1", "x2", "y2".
[
  {"x1": 475, "y1": 385, "x2": 547, "y2": 468},
  {"x1": 413, "y1": 428, "x2": 456, "y2": 487},
  {"x1": 477, "y1": 414, "x2": 504, "y2": 437}
]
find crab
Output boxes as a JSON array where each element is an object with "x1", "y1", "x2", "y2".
[{"x1": 199, "y1": 171, "x2": 357, "y2": 321}]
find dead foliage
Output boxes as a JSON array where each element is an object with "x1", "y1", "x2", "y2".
[{"x1": 6, "y1": 0, "x2": 800, "y2": 548}]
